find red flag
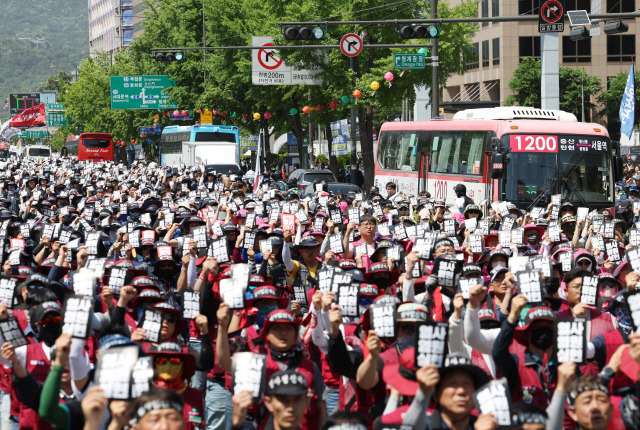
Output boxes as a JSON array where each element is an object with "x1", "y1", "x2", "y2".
[{"x1": 10, "y1": 104, "x2": 46, "y2": 128}]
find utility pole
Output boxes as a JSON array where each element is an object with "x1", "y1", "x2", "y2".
[
  {"x1": 430, "y1": 0, "x2": 439, "y2": 118},
  {"x1": 350, "y1": 57, "x2": 358, "y2": 184},
  {"x1": 307, "y1": 87, "x2": 313, "y2": 168},
  {"x1": 202, "y1": 0, "x2": 207, "y2": 91}
]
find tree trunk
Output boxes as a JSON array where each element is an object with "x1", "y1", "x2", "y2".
[
  {"x1": 289, "y1": 100, "x2": 306, "y2": 170},
  {"x1": 359, "y1": 106, "x2": 376, "y2": 193},
  {"x1": 324, "y1": 123, "x2": 339, "y2": 179}
]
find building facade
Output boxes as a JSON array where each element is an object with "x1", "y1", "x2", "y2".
[
  {"x1": 88, "y1": 0, "x2": 137, "y2": 57},
  {"x1": 443, "y1": 0, "x2": 637, "y2": 139}
]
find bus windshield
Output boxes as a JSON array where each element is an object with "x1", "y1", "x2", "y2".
[
  {"x1": 504, "y1": 134, "x2": 612, "y2": 205},
  {"x1": 82, "y1": 138, "x2": 111, "y2": 148},
  {"x1": 28, "y1": 147, "x2": 51, "y2": 157},
  {"x1": 194, "y1": 131, "x2": 237, "y2": 142}
]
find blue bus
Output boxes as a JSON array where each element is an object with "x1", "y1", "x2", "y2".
[{"x1": 159, "y1": 124, "x2": 241, "y2": 167}]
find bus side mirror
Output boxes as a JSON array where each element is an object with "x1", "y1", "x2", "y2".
[
  {"x1": 614, "y1": 155, "x2": 624, "y2": 182},
  {"x1": 491, "y1": 152, "x2": 504, "y2": 179}
]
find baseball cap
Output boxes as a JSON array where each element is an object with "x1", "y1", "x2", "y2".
[{"x1": 267, "y1": 369, "x2": 308, "y2": 396}]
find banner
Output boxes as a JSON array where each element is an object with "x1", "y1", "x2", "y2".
[
  {"x1": 330, "y1": 119, "x2": 349, "y2": 156},
  {"x1": 253, "y1": 132, "x2": 262, "y2": 192},
  {"x1": 248, "y1": 134, "x2": 259, "y2": 151},
  {"x1": 620, "y1": 61, "x2": 635, "y2": 140},
  {"x1": 0, "y1": 121, "x2": 21, "y2": 140},
  {"x1": 9, "y1": 103, "x2": 46, "y2": 128}
]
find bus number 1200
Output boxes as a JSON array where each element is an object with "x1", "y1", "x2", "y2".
[{"x1": 510, "y1": 135, "x2": 558, "y2": 153}]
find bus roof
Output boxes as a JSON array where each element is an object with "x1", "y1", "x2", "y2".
[
  {"x1": 79, "y1": 133, "x2": 112, "y2": 138},
  {"x1": 162, "y1": 124, "x2": 239, "y2": 134},
  {"x1": 379, "y1": 118, "x2": 609, "y2": 138}
]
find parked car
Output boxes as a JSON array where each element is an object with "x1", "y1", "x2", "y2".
[
  {"x1": 301, "y1": 182, "x2": 362, "y2": 199},
  {"x1": 288, "y1": 169, "x2": 337, "y2": 190}
]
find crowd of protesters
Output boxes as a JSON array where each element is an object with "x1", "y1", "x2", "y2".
[{"x1": 0, "y1": 155, "x2": 639, "y2": 430}]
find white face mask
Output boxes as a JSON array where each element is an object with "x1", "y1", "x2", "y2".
[{"x1": 491, "y1": 260, "x2": 506, "y2": 269}]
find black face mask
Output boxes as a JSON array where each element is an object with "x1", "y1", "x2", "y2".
[
  {"x1": 37, "y1": 324, "x2": 62, "y2": 347},
  {"x1": 370, "y1": 278, "x2": 390, "y2": 290},
  {"x1": 129, "y1": 213, "x2": 140, "y2": 222},
  {"x1": 545, "y1": 277, "x2": 560, "y2": 295},
  {"x1": 530, "y1": 327, "x2": 554, "y2": 350}
]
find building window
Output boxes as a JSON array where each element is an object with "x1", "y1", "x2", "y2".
[
  {"x1": 481, "y1": 0, "x2": 488, "y2": 27},
  {"x1": 565, "y1": 0, "x2": 591, "y2": 12},
  {"x1": 607, "y1": 0, "x2": 634, "y2": 12},
  {"x1": 607, "y1": 35, "x2": 635, "y2": 62},
  {"x1": 562, "y1": 36, "x2": 591, "y2": 63},
  {"x1": 518, "y1": 0, "x2": 539, "y2": 15},
  {"x1": 519, "y1": 36, "x2": 541, "y2": 59},
  {"x1": 492, "y1": 38, "x2": 500, "y2": 65},
  {"x1": 492, "y1": 0, "x2": 499, "y2": 17},
  {"x1": 482, "y1": 40, "x2": 490, "y2": 67},
  {"x1": 466, "y1": 43, "x2": 479, "y2": 70}
]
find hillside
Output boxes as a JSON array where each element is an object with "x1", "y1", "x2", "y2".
[{"x1": 0, "y1": 0, "x2": 89, "y2": 122}]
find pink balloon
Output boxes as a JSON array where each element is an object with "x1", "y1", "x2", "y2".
[
  {"x1": 172, "y1": 110, "x2": 180, "y2": 116},
  {"x1": 264, "y1": 112, "x2": 272, "y2": 119},
  {"x1": 384, "y1": 72, "x2": 394, "y2": 82}
]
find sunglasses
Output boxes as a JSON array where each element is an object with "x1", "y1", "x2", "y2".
[
  {"x1": 155, "y1": 356, "x2": 182, "y2": 366},
  {"x1": 39, "y1": 315, "x2": 62, "y2": 326},
  {"x1": 163, "y1": 314, "x2": 177, "y2": 323}
]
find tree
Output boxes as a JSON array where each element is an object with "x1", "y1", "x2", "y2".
[
  {"x1": 37, "y1": 71, "x2": 73, "y2": 94},
  {"x1": 505, "y1": 57, "x2": 602, "y2": 121},
  {"x1": 598, "y1": 70, "x2": 640, "y2": 141}
]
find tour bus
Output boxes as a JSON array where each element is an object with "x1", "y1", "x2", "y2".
[
  {"x1": 65, "y1": 133, "x2": 114, "y2": 161},
  {"x1": 158, "y1": 124, "x2": 241, "y2": 168},
  {"x1": 374, "y1": 107, "x2": 621, "y2": 210}
]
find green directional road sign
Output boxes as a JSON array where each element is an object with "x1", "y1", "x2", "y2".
[
  {"x1": 47, "y1": 112, "x2": 68, "y2": 127},
  {"x1": 19, "y1": 130, "x2": 51, "y2": 139},
  {"x1": 393, "y1": 53, "x2": 426, "y2": 70},
  {"x1": 110, "y1": 75, "x2": 178, "y2": 110},
  {"x1": 47, "y1": 103, "x2": 65, "y2": 111}
]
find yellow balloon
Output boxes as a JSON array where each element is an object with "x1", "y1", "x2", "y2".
[
  {"x1": 370, "y1": 81, "x2": 380, "y2": 91},
  {"x1": 253, "y1": 113, "x2": 261, "y2": 120}
]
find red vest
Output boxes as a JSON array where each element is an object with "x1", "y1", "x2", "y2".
[
  {"x1": 429, "y1": 288, "x2": 449, "y2": 322},
  {"x1": 20, "y1": 343, "x2": 54, "y2": 430},
  {"x1": 183, "y1": 387, "x2": 205, "y2": 430},
  {"x1": 508, "y1": 344, "x2": 556, "y2": 408},
  {"x1": 13, "y1": 309, "x2": 29, "y2": 331},
  {"x1": 258, "y1": 350, "x2": 319, "y2": 430}
]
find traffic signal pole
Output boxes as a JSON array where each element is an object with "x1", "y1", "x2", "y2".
[{"x1": 430, "y1": 0, "x2": 439, "y2": 118}]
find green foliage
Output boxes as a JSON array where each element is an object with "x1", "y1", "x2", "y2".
[
  {"x1": 598, "y1": 71, "x2": 640, "y2": 137},
  {"x1": 505, "y1": 57, "x2": 602, "y2": 121},
  {"x1": 315, "y1": 154, "x2": 328, "y2": 164},
  {"x1": 0, "y1": 0, "x2": 88, "y2": 120}
]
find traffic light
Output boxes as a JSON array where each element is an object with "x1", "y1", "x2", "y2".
[
  {"x1": 283, "y1": 26, "x2": 326, "y2": 40},
  {"x1": 398, "y1": 24, "x2": 440, "y2": 39},
  {"x1": 569, "y1": 27, "x2": 590, "y2": 41},
  {"x1": 154, "y1": 51, "x2": 184, "y2": 61},
  {"x1": 604, "y1": 20, "x2": 629, "y2": 35}
]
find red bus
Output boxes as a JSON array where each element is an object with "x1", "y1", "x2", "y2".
[
  {"x1": 374, "y1": 107, "x2": 622, "y2": 210},
  {"x1": 65, "y1": 133, "x2": 114, "y2": 161}
]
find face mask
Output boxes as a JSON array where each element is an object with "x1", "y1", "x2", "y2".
[
  {"x1": 256, "y1": 305, "x2": 278, "y2": 329},
  {"x1": 545, "y1": 277, "x2": 561, "y2": 295},
  {"x1": 129, "y1": 213, "x2": 140, "y2": 222},
  {"x1": 530, "y1": 327, "x2": 554, "y2": 350},
  {"x1": 527, "y1": 234, "x2": 539, "y2": 245},
  {"x1": 491, "y1": 260, "x2": 506, "y2": 269},
  {"x1": 37, "y1": 323, "x2": 62, "y2": 347},
  {"x1": 371, "y1": 278, "x2": 389, "y2": 290},
  {"x1": 396, "y1": 335, "x2": 414, "y2": 352}
]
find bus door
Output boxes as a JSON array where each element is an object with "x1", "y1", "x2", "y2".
[
  {"x1": 484, "y1": 151, "x2": 500, "y2": 203},
  {"x1": 418, "y1": 152, "x2": 429, "y2": 194}
]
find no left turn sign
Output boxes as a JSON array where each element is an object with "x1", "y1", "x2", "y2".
[{"x1": 340, "y1": 33, "x2": 363, "y2": 57}]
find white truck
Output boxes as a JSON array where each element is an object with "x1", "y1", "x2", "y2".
[{"x1": 181, "y1": 141, "x2": 239, "y2": 167}]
